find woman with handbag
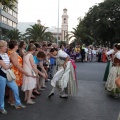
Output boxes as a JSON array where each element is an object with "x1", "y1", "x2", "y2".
[
  {"x1": 0, "y1": 40, "x2": 26, "y2": 114},
  {"x1": 22, "y1": 44, "x2": 38, "y2": 104},
  {"x1": 8, "y1": 41, "x2": 30, "y2": 105}
]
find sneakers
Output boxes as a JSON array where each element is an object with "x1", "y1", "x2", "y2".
[
  {"x1": 0, "y1": 109, "x2": 7, "y2": 115},
  {"x1": 15, "y1": 104, "x2": 26, "y2": 109},
  {"x1": 60, "y1": 94, "x2": 68, "y2": 98}
]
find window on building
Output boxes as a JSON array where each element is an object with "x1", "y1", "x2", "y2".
[
  {"x1": 13, "y1": 11, "x2": 17, "y2": 18},
  {"x1": 7, "y1": 8, "x2": 13, "y2": 15},
  {"x1": 2, "y1": 16, "x2": 8, "y2": 24},
  {"x1": 13, "y1": 22, "x2": 17, "y2": 28},
  {"x1": 8, "y1": 19, "x2": 12, "y2": 27}
]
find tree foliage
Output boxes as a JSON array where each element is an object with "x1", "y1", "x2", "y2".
[
  {"x1": 5, "y1": 29, "x2": 21, "y2": 41},
  {"x1": 76, "y1": 0, "x2": 120, "y2": 47},
  {"x1": 25, "y1": 24, "x2": 54, "y2": 42},
  {"x1": 0, "y1": 0, "x2": 17, "y2": 10}
]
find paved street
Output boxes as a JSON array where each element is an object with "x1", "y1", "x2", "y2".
[{"x1": 0, "y1": 62, "x2": 120, "y2": 120}]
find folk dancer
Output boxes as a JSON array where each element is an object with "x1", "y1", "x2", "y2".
[
  {"x1": 48, "y1": 46, "x2": 77, "y2": 98},
  {"x1": 105, "y1": 43, "x2": 120, "y2": 98}
]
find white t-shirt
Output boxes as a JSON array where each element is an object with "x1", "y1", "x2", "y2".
[
  {"x1": 92, "y1": 50, "x2": 96, "y2": 54},
  {"x1": 84, "y1": 48, "x2": 88, "y2": 53},
  {"x1": 58, "y1": 49, "x2": 68, "y2": 58}
]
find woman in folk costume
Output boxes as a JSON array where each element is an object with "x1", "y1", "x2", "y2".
[
  {"x1": 105, "y1": 43, "x2": 120, "y2": 98},
  {"x1": 103, "y1": 46, "x2": 116, "y2": 82},
  {"x1": 48, "y1": 45, "x2": 77, "y2": 98}
]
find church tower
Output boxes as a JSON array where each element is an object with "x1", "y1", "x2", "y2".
[{"x1": 61, "y1": 8, "x2": 68, "y2": 41}]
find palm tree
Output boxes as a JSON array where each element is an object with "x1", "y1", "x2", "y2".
[
  {"x1": 43, "y1": 32, "x2": 55, "y2": 43},
  {"x1": 67, "y1": 26, "x2": 94, "y2": 45},
  {"x1": 25, "y1": 24, "x2": 48, "y2": 42},
  {"x1": 5, "y1": 29, "x2": 21, "y2": 41}
]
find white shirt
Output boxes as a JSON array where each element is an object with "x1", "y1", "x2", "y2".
[
  {"x1": 106, "y1": 49, "x2": 114, "y2": 55},
  {"x1": 84, "y1": 48, "x2": 88, "y2": 53},
  {"x1": 58, "y1": 49, "x2": 68, "y2": 58},
  {"x1": 0, "y1": 53, "x2": 10, "y2": 73},
  {"x1": 115, "y1": 51, "x2": 120, "y2": 60},
  {"x1": 92, "y1": 50, "x2": 96, "y2": 54}
]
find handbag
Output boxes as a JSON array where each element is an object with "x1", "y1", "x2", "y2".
[
  {"x1": 31, "y1": 69, "x2": 36, "y2": 76},
  {"x1": 24, "y1": 57, "x2": 37, "y2": 77},
  {"x1": 6, "y1": 69, "x2": 16, "y2": 81}
]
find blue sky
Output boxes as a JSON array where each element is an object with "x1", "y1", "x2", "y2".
[{"x1": 18, "y1": 0, "x2": 103, "y2": 31}]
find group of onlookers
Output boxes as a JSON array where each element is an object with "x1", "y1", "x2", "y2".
[
  {"x1": 0, "y1": 40, "x2": 58, "y2": 114},
  {"x1": 0, "y1": 39, "x2": 117, "y2": 115},
  {"x1": 64, "y1": 44, "x2": 112, "y2": 63}
]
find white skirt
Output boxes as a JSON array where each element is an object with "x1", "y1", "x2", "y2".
[{"x1": 22, "y1": 76, "x2": 36, "y2": 91}]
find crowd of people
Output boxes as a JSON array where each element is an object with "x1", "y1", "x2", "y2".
[
  {"x1": 64, "y1": 44, "x2": 113, "y2": 63},
  {"x1": 1, "y1": 39, "x2": 120, "y2": 115},
  {"x1": 0, "y1": 40, "x2": 77, "y2": 115}
]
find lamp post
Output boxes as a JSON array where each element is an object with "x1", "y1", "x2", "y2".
[{"x1": 57, "y1": 0, "x2": 59, "y2": 45}]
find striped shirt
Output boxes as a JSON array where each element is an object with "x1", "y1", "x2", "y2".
[
  {"x1": 0, "y1": 53, "x2": 10, "y2": 65},
  {"x1": 0, "y1": 53, "x2": 10, "y2": 74}
]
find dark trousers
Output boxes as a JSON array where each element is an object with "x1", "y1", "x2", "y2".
[
  {"x1": 81, "y1": 54, "x2": 85, "y2": 62},
  {"x1": 98, "y1": 53, "x2": 101, "y2": 62}
]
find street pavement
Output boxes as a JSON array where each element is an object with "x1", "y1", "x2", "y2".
[{"x1": 0, "y1": 62, "x2": 120, "y2": 120}]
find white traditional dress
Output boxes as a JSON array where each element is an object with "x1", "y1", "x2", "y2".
[
  {"x1": 103, "y1": 49, "x2": 114, "y2": 82},
  {"x1": 50, "y1": 49, "x2": 77, "y2": 96},
  {"x1": 105, "y1": 51, "x2": 120, "y2": 96}
]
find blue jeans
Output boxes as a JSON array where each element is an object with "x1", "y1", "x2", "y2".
[{"x1": 0, "y1": 76, "x2": 21, "y2": 110}]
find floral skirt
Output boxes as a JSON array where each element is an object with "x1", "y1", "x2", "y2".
[{"x1": 105, "y1": 66, "x2": 120, "y2": 94}]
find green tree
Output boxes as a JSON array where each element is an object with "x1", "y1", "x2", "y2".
[
  {"x1": 0, "y1": 0, "x2": 17, "y2": 10},
  {"x1": 77, "y1": 0, "x2": 120, "y2": 47},
  {"x1": 68, "y1": 25, "x2": 94, "y2": 45},
  {"x1": 43, "y1": 32, "x2": 55, "y2": 43},
  {"x1": 26, "y1": 24, "x2": 53, "y2": 42},
  {"x1": 5, "y1": 29, "x2": 21, "y2": 41}
]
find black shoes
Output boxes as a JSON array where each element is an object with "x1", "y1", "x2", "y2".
[{"x1": 48, "y1": 92, "x2": 54, "y2": 98}]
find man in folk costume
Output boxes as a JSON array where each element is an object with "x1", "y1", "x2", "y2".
[{"x1": 48, "y1": 45, "x2": 77, "y2": 98}]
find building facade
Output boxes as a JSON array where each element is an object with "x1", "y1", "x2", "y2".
[{"x1": 0, "y1": 1, "x2": 18, "y2": 39}]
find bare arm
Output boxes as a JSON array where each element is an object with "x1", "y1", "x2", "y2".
[
  {"x1": 38, "y1": 70, "x2": 46, "y2": 78},
  {"x1": 20, "y1": 49, "x2": 25, "y2": 57},
  {"x1": 48, "y1": 52, "x2": 57, "y2": 58},
  {"x1": 0, "y1": 60, "x2": 11, "y2": 70},
  {"x1": 38, "y1": 61, "x2": 47, "y2": 75},
  {"x1": 29, "y1": 54, "x2": 38, "y2": 75},
  {"x1": 10, "y1": 52, "x2": 28, "y2": 75},
  {"x1": 63, "y1": 56, "x2": 70, "y2": 69}
]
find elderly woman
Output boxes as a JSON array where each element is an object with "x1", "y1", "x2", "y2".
[
  {"x1": 7, "y1": 41, "x2": 30, "y2": 104},
  {"x1": 0, "y1": 40, "x2": 25, "y2": 115}
]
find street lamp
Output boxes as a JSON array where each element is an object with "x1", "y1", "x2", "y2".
[{"x1": 57, "y1": 0, "x2": 59, "y2": 45}]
